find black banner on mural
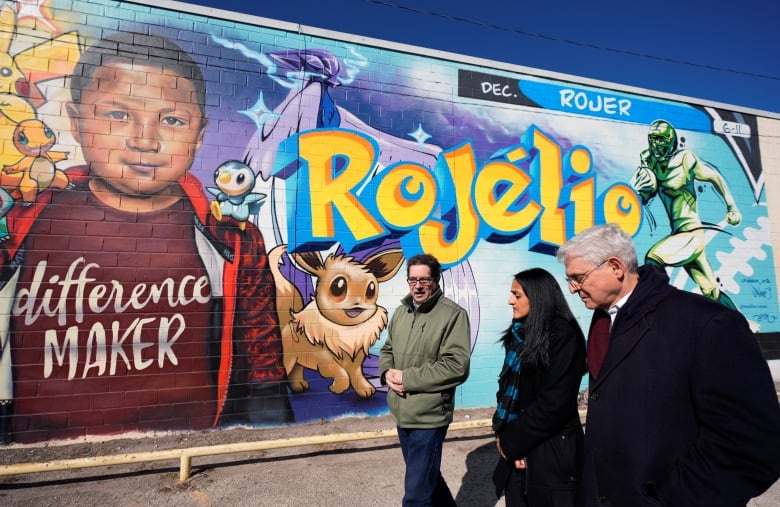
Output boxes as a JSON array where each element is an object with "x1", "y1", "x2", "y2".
[
  {"x1": 457, "y1": 69, "x2": 540, "y2": 108},
  {"x1": 757, "y1": 332, "x2": 780, "y2": 360},
  {"x1": 700, "y1": 107, "x2": 764, "y2": 201}
]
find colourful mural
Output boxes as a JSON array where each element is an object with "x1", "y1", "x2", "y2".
[{"x1": 0, "y1": 0, "x2": 775, "y2": 444}]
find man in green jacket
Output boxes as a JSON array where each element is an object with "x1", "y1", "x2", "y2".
[{"x1": 380, "y1": 254, "x2": 471, "y2": 506}]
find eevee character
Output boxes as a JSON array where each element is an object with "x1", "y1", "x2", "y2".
[{"x1": 269, "y1": 245, "x2": 404, "y2": 398}]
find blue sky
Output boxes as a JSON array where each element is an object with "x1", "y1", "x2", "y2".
[{"x1": 181, "y1": 0, "x2": 779, "y2": 114}]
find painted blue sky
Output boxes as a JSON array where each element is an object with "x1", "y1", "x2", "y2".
[{"x1": 179, "y1": 0, "x2": 779, "y2": 114}]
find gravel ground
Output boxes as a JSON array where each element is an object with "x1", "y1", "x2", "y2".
[{"x1": 1, "y1": 389, "x2": 778, "y2": 506}]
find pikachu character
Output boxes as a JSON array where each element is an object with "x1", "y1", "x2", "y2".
[
  {"x1": 0, "y1": 3, "x2": 81, "y2": 168},
  {"x1": 269, "y1": 245, "x2": 404, "y2": 398},
  {"x1": 0, "y1": 118, "x2": 69, "y2": 203}
]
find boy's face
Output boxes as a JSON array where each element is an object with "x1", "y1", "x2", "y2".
[{"x1": 68, "y1": 62, "x2": 206, "y2": 198}]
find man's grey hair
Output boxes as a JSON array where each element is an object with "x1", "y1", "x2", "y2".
[{"x1": 556, "y1": 223, "x2": 639, "y2": 272}]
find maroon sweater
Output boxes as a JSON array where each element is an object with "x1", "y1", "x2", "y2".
[{"x1": 3, "y1": 169, "x2": 286, "y2": 442}]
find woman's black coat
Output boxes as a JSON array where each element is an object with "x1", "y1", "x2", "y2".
[{"x1": 493, "y1": 315, "x2": 587, "y2": 504}]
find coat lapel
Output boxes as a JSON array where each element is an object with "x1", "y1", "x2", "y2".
[
  {"x1": 591, "y1": 314, "x2": 650, "y2": 389},
  {"x1": 590, "y1": 265, "x2": 673, "y2": 390}
]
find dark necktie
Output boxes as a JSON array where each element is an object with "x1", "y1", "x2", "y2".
[{"x1": 587, "y1": 310, "x2": 612, "y2": 379}]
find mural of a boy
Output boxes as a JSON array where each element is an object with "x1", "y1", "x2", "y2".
[{"x1": 0, "y1": 31, "x2": 292, "y2": 444}]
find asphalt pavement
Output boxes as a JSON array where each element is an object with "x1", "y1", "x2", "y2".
[{"x1": 1, "y1": 406, "x2": 779, "y2": 506}]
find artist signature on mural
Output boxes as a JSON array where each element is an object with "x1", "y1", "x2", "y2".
[
  {"x1": 750, "y1": 285, "x2": 772, "y2": 299},
  {"x1": 753, "y1": 313, "x2": 777, "y2": 324},
  {"x1": 740, "y1": 277, "x2": 773, "y2": 300},
  {"x1": 740, "y1": 277, "x2": 772, "y2": 284}
]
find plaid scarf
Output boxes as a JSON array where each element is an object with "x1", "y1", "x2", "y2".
[{"x1": 492, "y1": 321, "x2": 525, "y2": 432}]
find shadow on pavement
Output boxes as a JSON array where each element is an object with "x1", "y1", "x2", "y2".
[{"x1": 455, "y1": 441, "x2": 500, "y2": 507}]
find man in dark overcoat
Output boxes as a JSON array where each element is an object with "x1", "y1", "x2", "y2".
[{"x1": 557, "y1": 223, "x2": 780, "y2": 506}]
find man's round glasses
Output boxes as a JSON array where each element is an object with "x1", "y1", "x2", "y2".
[
  {"x1": 407, "y1": 277, "x2": 433, "y2": 286},
  {"x1": 565, "y1": 260, "x2": 607, "y2": 288}
]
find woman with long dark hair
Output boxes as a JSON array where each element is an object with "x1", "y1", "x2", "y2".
[{"x1": 492, "y1": 268, "x2": 587, "y2": 506}]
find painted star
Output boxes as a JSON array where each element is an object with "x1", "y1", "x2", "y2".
[
  {"x1": 408, "y1": 123, "x2": 432, "y2": 146},
  {"x1": 16, "y1": 0, "x2": 58, "y2": 32},
  {"x1": 239, "y1": 92, "x2": 281, "y2": 132}
]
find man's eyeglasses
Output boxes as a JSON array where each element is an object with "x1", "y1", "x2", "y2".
[
  {"x1": 565, "y1": 260, "x2": 607, "y2": 288},
  {"x1": 407, "y1": 277, "x2": 433, "y2": 286}
]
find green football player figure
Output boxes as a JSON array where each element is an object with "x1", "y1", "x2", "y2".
[{"x1": 630, "y1": 119, "x2": 742, "y2": 311}]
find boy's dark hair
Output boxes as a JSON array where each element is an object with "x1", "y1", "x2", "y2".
[
  {"x1": 405, "y1": 253, "x2": 442, "y2": 282},
  {"x1": 70, "y1": 32, "x2": 207, "y2": 119}
]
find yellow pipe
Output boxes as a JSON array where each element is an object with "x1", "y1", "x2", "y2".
[
  {"x1": 180, "y1": 455, "x2": 191, "y2": 482},
  {"x1": 0, "y1": 418, "x2": 496, "y2": 481}
]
